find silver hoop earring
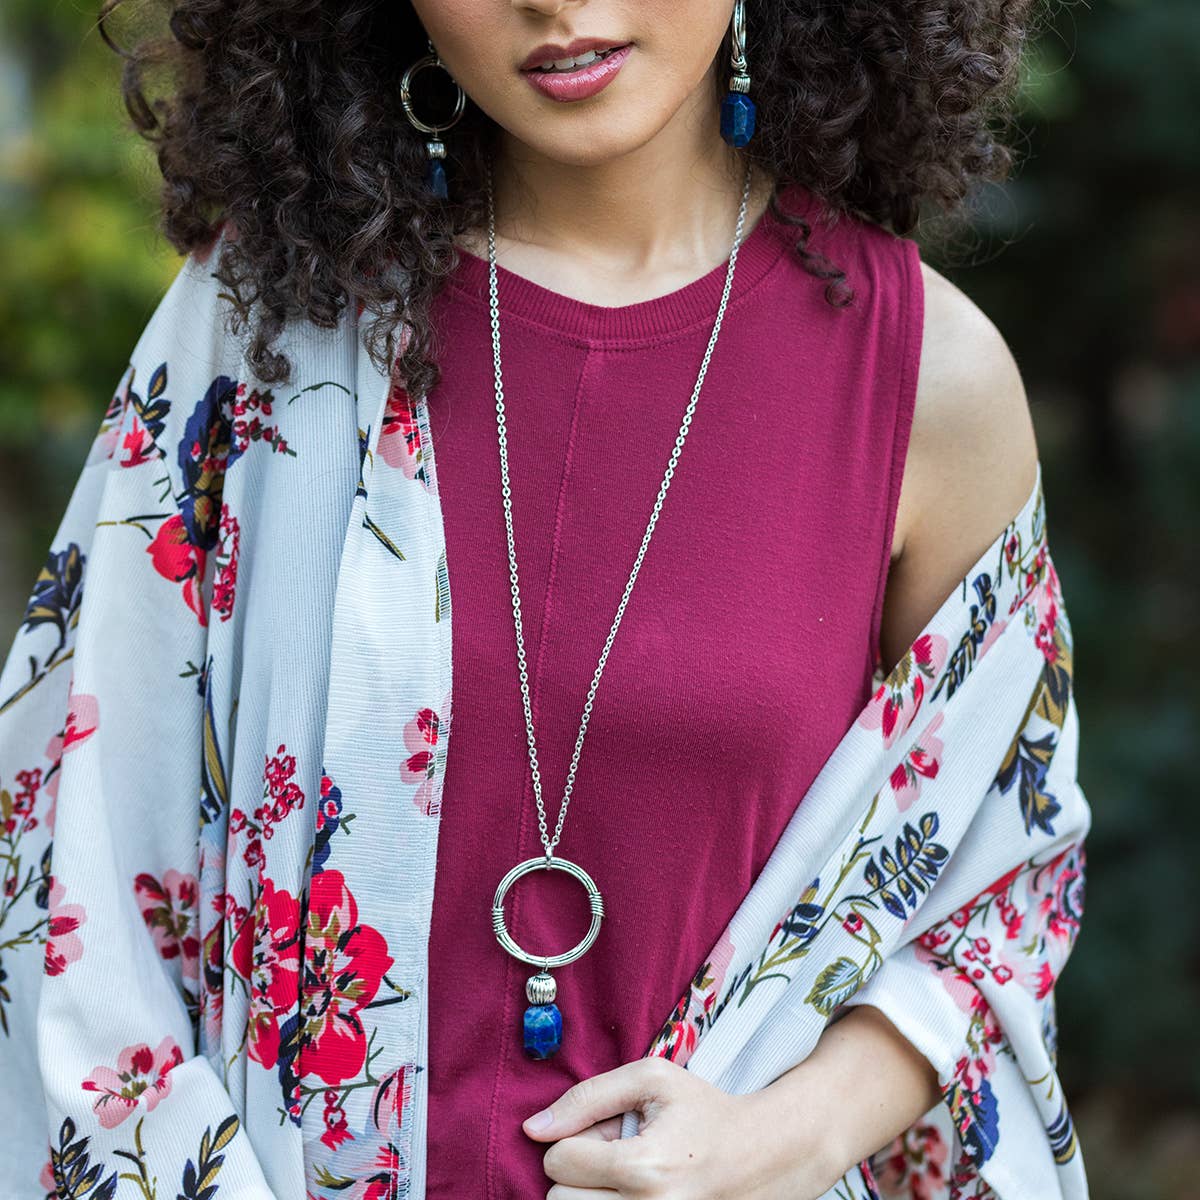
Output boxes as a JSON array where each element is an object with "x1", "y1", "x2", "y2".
[
  {"x1": 400, "y1": 38, "x2": 467, "y2": 199},
  {"x1": 720, "y1": 0, "x2": 756, "y2": 147}
]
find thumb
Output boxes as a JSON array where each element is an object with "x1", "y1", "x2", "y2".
[{"x1": 522, "y1": 1059, "x2": 670, "y2": 1141}]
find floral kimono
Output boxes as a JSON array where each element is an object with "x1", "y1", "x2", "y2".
[{"x1": 0, "y1": 233, "x2": 1091, "y2": 1199}]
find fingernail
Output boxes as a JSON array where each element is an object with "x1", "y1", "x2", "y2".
[{"x1": 524, "y1": 1108, "x2": 553, "y2": 1131}]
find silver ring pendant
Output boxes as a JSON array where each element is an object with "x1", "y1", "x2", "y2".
[{"x1": 492, "y1": 855, "x2": 605, "y2": 969}]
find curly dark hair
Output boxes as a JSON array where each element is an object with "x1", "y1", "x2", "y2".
[{"x1": 98, "y1": 0, "x2": 1044, "y2": 399}]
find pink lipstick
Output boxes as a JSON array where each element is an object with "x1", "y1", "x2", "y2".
[{"x1": 520, "y1": 42, "x2": 633, "y2": 103}]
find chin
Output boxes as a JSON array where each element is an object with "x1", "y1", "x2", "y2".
[{"x1": 515, "y1": 117, "x2": 669, "y2": 168}]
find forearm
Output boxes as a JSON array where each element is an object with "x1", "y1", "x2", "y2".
[{"x1": 744, "y1": 1002, "x2": 942, "y2": 1189}]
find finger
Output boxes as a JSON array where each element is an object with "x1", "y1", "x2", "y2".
[
  {"x1": 542, "y1": 1127, "x2": 638, "y2": 1192},
  {"x1": 584, "y1": 1115, "x2": 625, "y2": 1141},
  {"x1": 523, "y1": 1057, "x2": 678, "y2": 1141},
  {"x1": 545, "y1": 1186, "x2": 619, "y2": 1199},
  {"x1": 548, "y1": 1115, "x2": 623, "y2": 1144}
]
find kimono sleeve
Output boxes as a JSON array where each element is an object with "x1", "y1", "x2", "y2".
[
  {"x1": 837, "y1": 667, "x2": 1091, "y2": 1195},
  {"x1": 0, "y1": 244, "x2": 279, "y2": 1198}
]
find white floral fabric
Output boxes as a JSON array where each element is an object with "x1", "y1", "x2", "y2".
[{"x1": 0, "y1": 235, "x2": 1091, "y2": 1199}]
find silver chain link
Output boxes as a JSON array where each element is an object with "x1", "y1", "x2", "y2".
[{"x1": 484, "y1": 155, "x2": 755, "y2": 864}]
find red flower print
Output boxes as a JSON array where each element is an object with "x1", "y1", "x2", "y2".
[
  {"x1": 5, "y1": 766, "x2": 43, "y2": 838},
  {"x1": 211, "y1": 503, "x2": 241, "y2": 622},
  {"x1": 223, "y1": 382, "x2": 289, "y2": 458},
  {"x1": 119, "y1": 415, "x2": 159, "y2": 469},
  {"x1": 81, "y1": 1035, "x2": 184, "y2": 1128},
  {"x1": 321, "y1": 1088, "x2": 353, "y2": 1151},
  {"x1": 307, "y1": 1065, "x2": 416, "y2": 1200},
  {"x1": 298, "y1": 869, "x2": 393, "y2": 1086},
  {"x1": 247, "y1": 876, "x2": 303, "y2": 1070},
  {"x1": 133, "y1": 869, "x2": 201, "y2": 989},
  {"x1": 231, "y1": 743, "x2": 307, "y2": 869},
  {"x1": 44, "y1": 875, "x2": 87, "y2": 976},
  {"x1": 401, "y1": 707, "x2": 443, "y2": 817},
  {"x1": 147, "y1": 513, "x2": 209, "y2": 626},
  {"x1": 875, "y1": 1119, "x2": 949, "y2": 1200}
]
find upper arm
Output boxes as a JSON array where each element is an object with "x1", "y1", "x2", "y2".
[{"x1": 878, "y1": 261, "x2": 1040, "y2": 673}]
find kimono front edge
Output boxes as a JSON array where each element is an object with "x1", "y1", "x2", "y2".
[{"x1": 0, "y1": 237, "x2": 1092, "y2": 1200}]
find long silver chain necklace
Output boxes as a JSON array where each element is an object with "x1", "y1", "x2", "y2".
[{"x1": 485, "y1": 155, "x2": 755, "y2": 1059}]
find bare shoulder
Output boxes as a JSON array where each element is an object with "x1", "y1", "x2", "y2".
[{"x1": 878, "y1": 260, "x2": 1040, "y2": 671}]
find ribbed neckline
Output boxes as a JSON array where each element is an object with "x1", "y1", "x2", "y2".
[{"x1": 442, "y1": 182, "x2": 818, "y2": 344}]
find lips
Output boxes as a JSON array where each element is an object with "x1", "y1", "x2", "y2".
[
  {"x1": 520, "y1": 37, "x2": 631, "y2": 72},
  {"x1": 525, "y1": 44, "x2": 628, "y2": 74},
  {"x1": 520, "y1": 43, "x2": 633, "y2": 103}
]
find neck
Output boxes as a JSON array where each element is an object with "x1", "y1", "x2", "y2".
[{"x1": 467, "y1": 80, "x2": 774, "y2": 289}]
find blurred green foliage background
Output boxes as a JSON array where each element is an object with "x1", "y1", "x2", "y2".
[{"x1": 1, "y1": 0, "x2": 1197, "y2": 1195}]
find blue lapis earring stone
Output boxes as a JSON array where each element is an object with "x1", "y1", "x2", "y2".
[
  {"x1": 523, "y1": 971, "x2": 563, "y2": 1059},
  {"x1": 426, "y1": 156, "x2": 448, "y2": 199},
  {"x1": 425, "y1": 139, "x2": 448, "y2": 200},
  {"x1": 720, "y1": 89, "x2": 756, "y2": 148}
]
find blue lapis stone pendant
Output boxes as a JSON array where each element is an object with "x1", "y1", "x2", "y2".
[
  {"x1": 523, "y1": 972, "x2": 563, "y2": 1059},
  {"x1": 720, "y1": 89, "x2": 757, "y2": 148},
  {"x1": 425, "y1": 139, "x2": 448, "y2": 200},
  {"x1": 492, "y1": 853, "x2": 606, "y2": 1062}
]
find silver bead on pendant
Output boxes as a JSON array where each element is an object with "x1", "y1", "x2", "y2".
[{"x1": 523, "y1": 971, "x2": 562, "y2": 1059}]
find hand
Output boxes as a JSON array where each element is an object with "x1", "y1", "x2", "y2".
[{"x1": 521, "y1": 1055, "x2": 843, "y2": 1199}]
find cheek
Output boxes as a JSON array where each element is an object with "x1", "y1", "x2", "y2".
[{"x1": 412, "y1": 1, "x2": 508, "y2": 80}]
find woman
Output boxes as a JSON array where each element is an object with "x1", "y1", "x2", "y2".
[{"x1": 0, "y1": 0, "x2": 1090, "y2": 1197}]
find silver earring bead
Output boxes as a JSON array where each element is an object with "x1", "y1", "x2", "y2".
[{"x1": 400, "y1": 39, "x2": 467, "y2": 198}]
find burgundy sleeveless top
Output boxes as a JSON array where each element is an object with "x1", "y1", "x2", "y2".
[{"x1": 421, "y1": 182, "x2": 923, "y2": 1197}]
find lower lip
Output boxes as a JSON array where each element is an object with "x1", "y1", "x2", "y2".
[{"x1": 521, "y1": 44, "x2": 632, "y2": 103}]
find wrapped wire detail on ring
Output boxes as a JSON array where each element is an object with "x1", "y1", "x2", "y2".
[{"x1": 399, "y1": 40, "x2": 466, "y2": 198}]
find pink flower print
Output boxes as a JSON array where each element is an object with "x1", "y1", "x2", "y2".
[
  {"x1": 857, "y1": 633, "x2": 948, "y2": 747},
  {"x1": 246, "y1": 876, "x2": 302, "y2": 1071},
  {"x1": 984, "y1": 938, "x2": 1040, "y2": 996},
  {"x1": 875, "y1": 1119, "x2": 949, "y2": 1200},
  {"x1": 690, "y1": 927, "x2": 736, "y2": 1024},
  {"x1": 976, "y1": 616, "x2": 1008, "y2": 663},
  {"x1": 402, "y1": 707, "x2": 444, "y2": 817},
  {"x1": 81, "y1": 1035, "x2": 184, "y2": 1129},
  {"x1": 377, "y1": 378, "x2": 426, "y2": 482},
  {"x1": 133, "y1": 869, "x2": 201, "y2": 990},
  {"x1": 955, "y1": 1003, "x2": 1003, "y2": 1094},
  {"x1": 888, "y1": 711, "x2": 945, "y2": 812},
  {"x1": 61, "y1": 689, "x2": 99, "y2": 753},
  {"x1": 39, "y1": 1154, "x2": 56, "y2": 1195},
  {"x1": 40, "y1": 687, "x2": 100, "y2": 836},
  {"x1": 43, "y1": 875, "x2": 87, "y2": 976}
]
